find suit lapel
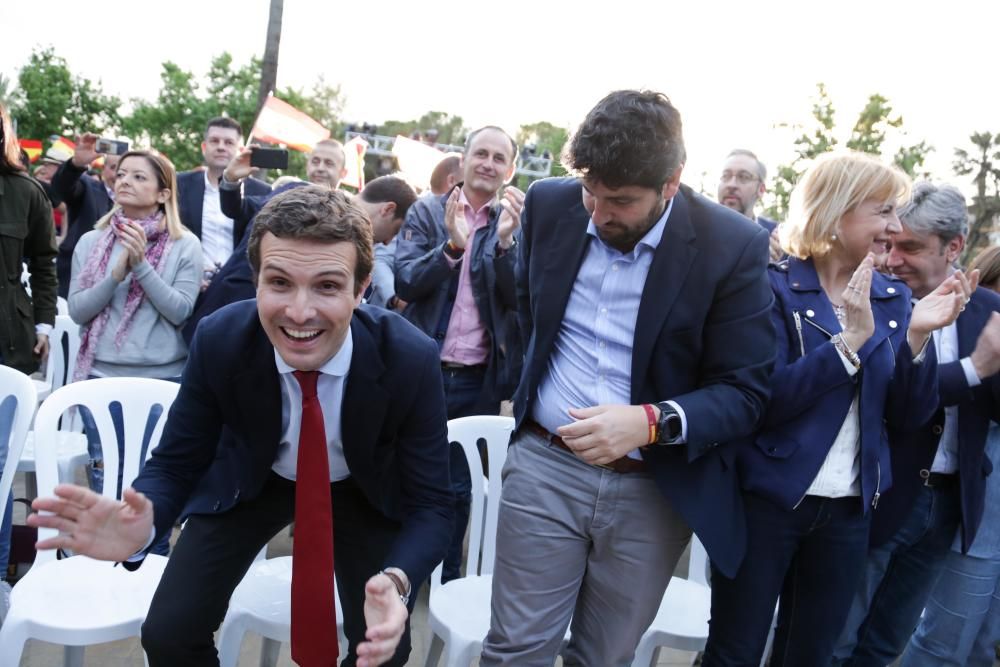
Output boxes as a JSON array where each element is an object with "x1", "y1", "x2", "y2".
[
  {"x1": 630, "y1": 190, "x2": 698, "y2": 398},
  {"x1": 341, "y1": 319, "x2": 390, "y2": 460},
  {"x1": 232, "y1": 321, "x2": 282, "y2": 448}
]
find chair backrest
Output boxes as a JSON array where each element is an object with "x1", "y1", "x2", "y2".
[
  {"x1": 0, "y1": 367, "x2": 38, "y2": 530},
  {"x1": 56, "y1": 296, "x2": 68, "y2": 317},
  {"x1": 32, "y1": 377, "x2": 180, "y2": 564},
  {"x1": 43, "y1": 315, "x2": 81, "y2": 393},
  {"x1": 430, "y1": 415, "x2": 514, "y2": 589}
]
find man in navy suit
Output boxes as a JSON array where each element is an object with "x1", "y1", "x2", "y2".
[
  {"x1": 834, "y1": 182, "x2": 1000, "y2": 665},
  {"x1": 480, "y1": 90, "x2": 776, "y2": 665},
  {"x1": 50, "y1": 133, "x2": 117, "y2": 297},
  {"x1": 717, "y1": 148, "x2": 777, "y2": 233},
  {"x1": 30, "y1": 186, "x2": 453, "y2": 667},
  {"x1": 176, "y1": 117, "x2": 271, "y2": 279}
]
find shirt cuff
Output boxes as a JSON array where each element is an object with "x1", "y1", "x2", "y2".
[
  {"x1": 834, "y1": 345, "x2": 861, "y2": 376},
  {"x1": 961, "y1": 356, "x2": 982, "y2": 387},
  {"x1": 912, "y1": 336, "x2": 930, "y2": 364},
  {"x1": 35, "y1": 323, "x2": 53, "y2": 336},
  {"x1": 664, "y1": 400, "x2": 688, "y2": 444},
  {"x1": 126, "y1": 526, "x2": 157, "y2": 562},
  {"x1": 220, "y1": 175, "x2": 242, "y2": 190}
]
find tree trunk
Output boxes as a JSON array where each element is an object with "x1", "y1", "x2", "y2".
[{"x1": 256, "y1": 0, "x2": 284, "y2": 118}]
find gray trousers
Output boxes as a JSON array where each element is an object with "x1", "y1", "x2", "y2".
[{"x1": 481, "y1": 429, "x2": 692, "y2": 667}]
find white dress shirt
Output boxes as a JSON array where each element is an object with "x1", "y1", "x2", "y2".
[
  {"x1": 930, "y1": 322, "x2": 982, "y2": 473},
  {"x1": 272, "y1": 329, "x2": 354, "y2": 482},
  {"x1": 200, "y1": 171, "x2": 235, "y2": 269}
]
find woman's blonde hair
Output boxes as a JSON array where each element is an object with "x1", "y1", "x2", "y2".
[
  {"x1": 968, "y1": 245, "x2": 1000, "y2": 291},
  {"x1": 95, "y1": 150, "x2": 185, "y2": 240},
  {"x1": 780, "y1": 152, "x2": 910, "y2": 259}
]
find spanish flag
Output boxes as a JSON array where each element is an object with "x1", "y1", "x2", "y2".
[
  {"x1": 250, "y1": 96, "x2": 330, "y2": 152},
  {"x1": 19, "y1": 139, "x2": 42, "y2": 163}
]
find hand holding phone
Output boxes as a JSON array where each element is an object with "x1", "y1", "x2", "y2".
[
  {"x1": 250, "y1": 147, "x2": 289, "y2": 170},
  {"x1": 95, "y1": 138, "x2": 129, "y2": 155}
]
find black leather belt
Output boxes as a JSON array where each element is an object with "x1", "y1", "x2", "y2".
[
  {"x1": 919, "y1": 469, "x2": 958, "y2": 488},
  {"x1": 522, "y1": 419, "x2": 648, "y2": 474}
]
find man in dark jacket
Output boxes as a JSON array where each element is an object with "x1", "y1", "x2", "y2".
[
  {"x1": 394, "y1": 125, "x2": 524, "y2": 582},
  {"x1": 50, "y1": 133, "x2": 116, "y2": 298}
]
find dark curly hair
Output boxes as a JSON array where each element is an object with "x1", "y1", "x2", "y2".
[{"x1": 563, "y1": 90, "x2": 685, "y2": 190}]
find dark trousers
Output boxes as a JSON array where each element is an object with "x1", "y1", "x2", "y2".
[
  {"x1": 440, "y1": 364, "x2": 496, "y2": 583},
  {"x1": 141, "y1": 473, "x2": 408, "y2": 667},
  {"x1": 834, "y1": 483, "x2": 961, "y2": 666},
  {"x1": 703, "y1": 493, "x2": 871, "y2": 667}
]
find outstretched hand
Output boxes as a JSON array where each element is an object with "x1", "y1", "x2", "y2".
[
  {"x1": 27, "y1": 484, "x2": 154, "y2": 561},
  {"x1": 356, "y1": 574, "x2": 408, "y2": 667},
  {"x1": 910, "y1": 269, "x2": 979, "y2": 352}
]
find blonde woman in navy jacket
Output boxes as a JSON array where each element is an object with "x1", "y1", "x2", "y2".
[{"x1": 702, "y1": 153, "x2": 977, "y2": 667}]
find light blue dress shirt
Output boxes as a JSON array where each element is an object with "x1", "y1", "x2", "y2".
[{"x1": 533, "y1": 199, "x2": 687, "y2": 454}]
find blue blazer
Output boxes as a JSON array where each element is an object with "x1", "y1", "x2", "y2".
[
  {"x1": 514, "y1": 178, "x2": 776, "y2": 578},
  {"x1": 133, "y1": 300, "x2": 454, "y2": 585},
  {"x1": 176, "y1": 170, "x2": 270, "y2": 243},
  {"x1": 739, "y1": 257, "x2": 939, "y2": 512},
  {"x1": 871, "y1": 286, "x2": 1000, "y2": 551},
  {"x1": 51, "y1": 161, "x2": 113, "y2": 298}
]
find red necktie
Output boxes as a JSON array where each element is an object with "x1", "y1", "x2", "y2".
[{"x1": 290, "y1": 370, "x2": 339, "y2": 666}]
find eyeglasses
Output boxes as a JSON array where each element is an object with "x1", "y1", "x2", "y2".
[{"x1": 719, "y1": 170, "x2": 760, "y2": 185}]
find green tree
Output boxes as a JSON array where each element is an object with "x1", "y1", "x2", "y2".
[
  {"x1": 379, "y1": 111, "x2": 466, "y2": 146},
  {"x1": 517, "y1": 121, "x2": 569, "y2": 173},
  {"x1": 954, "y1": 132, "x2": 1000, "y2": 264},
  {"x1": 9, "y1": 46, "x2": 121, "y2": 142},
  {"x1": 764, "y1": 84, "x2": 932, "y2": 221}
]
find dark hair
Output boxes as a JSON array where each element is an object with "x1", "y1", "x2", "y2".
[
  {"x1": 247, "y1": 186, "x2": 373, "y2": 295},
  {"x1": 429, "y1": 153, "x2": 462, "y2": 194},
  {"x1": 205, "y1": 116, "x2": 243, "y2": 138},
  {"x1": 563, "y1": 90, "x2": 686, "y2": 190},
  {"x1": 0, "y1": 102, "x2": 26, "y2": 175},
  {"x1": 359, "y1": 175, "x2": 418, "y2": 221},
  {"x1": 464, "y1": 126, "x2": 519, "y2": 164}
]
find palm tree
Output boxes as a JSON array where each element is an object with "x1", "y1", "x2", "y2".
[
  {"x1": 257, "y1": 0, "x2": 284, "y2": 117},
  {"x1": 954, "y1": 132, "x2": 1000, "y2": 264}
]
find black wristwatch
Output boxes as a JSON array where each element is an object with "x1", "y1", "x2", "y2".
[{"x1": 655, "y1": 402, "x2": 683, "y2": 445}]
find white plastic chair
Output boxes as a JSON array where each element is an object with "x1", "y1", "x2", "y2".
[
  {"x1": 423, "y1": 415, "x2": 515, "y2": 667},
  {"x1": 215, "y1": 550, "x2": 347, "y2": 667},
  {"x1": 56, "y1": 296, "x2": 69, "y2": 317},
  {"x1": 19, "y1": 315, "x2": 87, "y2": 487},
  {"x1": 631, "y1": 535, "x2": 775, "y2": 667},
  {"x1": 0, "y1": 378, "x2": 180, "y2": 667},
  {"x1": 0, "y1": 365, "x2": 38, "y2": 547}
]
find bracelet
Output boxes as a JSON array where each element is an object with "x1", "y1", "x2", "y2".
[
  {"x1": 379, "y1": 568, "x2": 410, "y2": 606},
  {"x1": 641, "y1": 404, "x2": 658, "y2": 445},
  {"x1": 444, "y1": 240, "x2": 465, "y2": 258},
  {"x1": 832, "y1": 334, "x2": 861, "y2": 370}
]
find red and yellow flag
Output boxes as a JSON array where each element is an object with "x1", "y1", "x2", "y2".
[
  {"x1": 19, "y1": 139, "x2": 42, "y2": 163},
  {"x1": 250, "y1": 96, "x2": 330, "y2": 152}
]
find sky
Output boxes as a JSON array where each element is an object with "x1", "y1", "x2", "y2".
[{"x1": 3, "y1": 0, "x2": 997, "y2": 199}]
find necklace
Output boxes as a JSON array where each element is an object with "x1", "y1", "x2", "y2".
[{"x1": 833, "y1": 303, "x2": 846, "y2": 325}]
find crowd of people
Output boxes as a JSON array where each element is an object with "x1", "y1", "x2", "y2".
[{"x1": 1, "y1": 86, "x2": 998, "y2": 667}]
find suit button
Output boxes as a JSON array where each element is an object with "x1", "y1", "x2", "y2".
[
  {"x1": 233, "y1": 489, "x2": 241, "y2": 502},
  {"x1": 932, "y1": 425, "x2": 944, "y2": 435},
  {"x1": 213, "y1": 501, "x2": 222, "y2": 511},
  {"x1": 711, "y1": 442, "x2": 719, "y2": 448},
  {"x1": 768, "y1": 447, "x2": 777, "y2": 454}
]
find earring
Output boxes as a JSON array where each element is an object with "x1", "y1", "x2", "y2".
[{"x1": 831, "y1": 233, "x2": 838, "y2": 241}]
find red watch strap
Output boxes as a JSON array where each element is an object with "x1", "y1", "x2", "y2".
[{"x1": 641, "y1": 403, "x2": 658, "y2": 445}]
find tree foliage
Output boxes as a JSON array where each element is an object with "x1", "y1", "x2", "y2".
[
  {"x1": 379, "y1": 111, "x2": 467, "y2": 146},
  {"x1": 517, "y1": 121, "x2": 569, "y2": 177},
  {"x1": 765, "y1": 84, "x2": 933, "y2": 221},
  {"x1": 954, "y1": 132, "x2": 1000, "y2": 264},
  {"x1": 9, "y1": 47, "x2": 121, "y2": 143}
]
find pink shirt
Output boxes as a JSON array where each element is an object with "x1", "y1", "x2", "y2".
[{"x1": 440, "y1": 190, "x2": 491, "y2": 366}]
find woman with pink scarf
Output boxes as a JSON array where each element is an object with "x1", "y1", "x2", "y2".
[{"x1": 68, "y1": 150, "x2": 201, "y2": 518}]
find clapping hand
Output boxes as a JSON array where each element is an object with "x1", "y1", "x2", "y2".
[
  {"x1": 27, "y1": 484, "x2": 154, "y2": 561},
  {"x1": 497, "y1": 186, "x2": 525, "y2": 250},
  {"x1": 909, "y1": 269, "x2": 979, "y2": 352},
  {"x1": 839, "y1": 254, "x2": 876, "y2": 353},
  {"x1": 444, "y1": 189, "x2": 470, "y2": 250}
]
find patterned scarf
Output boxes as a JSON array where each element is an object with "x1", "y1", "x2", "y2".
[{"x1": 74, "y1": 208, "x2": 174, "y2": 380}]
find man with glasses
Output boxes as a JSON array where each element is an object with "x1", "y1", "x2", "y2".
[{"x1": 717, "y1": 149, "x2": 776, "y2": 232}]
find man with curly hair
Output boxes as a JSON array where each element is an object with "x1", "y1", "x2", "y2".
[{"x1": 480, "y1": 90, "x2": 776, "y2": 665}]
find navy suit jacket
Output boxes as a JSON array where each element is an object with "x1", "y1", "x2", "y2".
[
  {"x1": 871, "y1": 285, "x2": 1000, "y2": 551},
  {"x1": 514, "y1": 178, "x2": 776, "y2": 578},
  {"x1": 176, "y1": 170, "x2": 270, "y2": 242},
  {"x1": 132, "y1": 300, "x2": 454, "y2": 585},
  {"x1": 757, "y1": 216, "x2": 777, "y2": 234},
  {"x1": 51, "y1": 161, "x2": 113, "y2": 297}
]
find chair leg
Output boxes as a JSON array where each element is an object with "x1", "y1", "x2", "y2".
[
  {"x1": 0, "y1": 621, "x2": 28, "y2": 667},
  {"x1": 631, "y1": 637, "x2": 657, "y2": 667},
  {"x1": 259, "y1": 637, "x2": 281, "y2": 667},
  {"x1": 423, "y1": 634, "x2": 444, "y2": 667},
  {"x1": 216, "y1": 613, "x2": 246, "y2": 667},
  {"x1": 62, "y1": 644, "x2": 84, "y2": 667}
]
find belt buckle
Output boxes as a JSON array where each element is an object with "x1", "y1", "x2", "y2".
[{"x1": 919, "y1": 469, "x2": 932, "y2": 487}]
